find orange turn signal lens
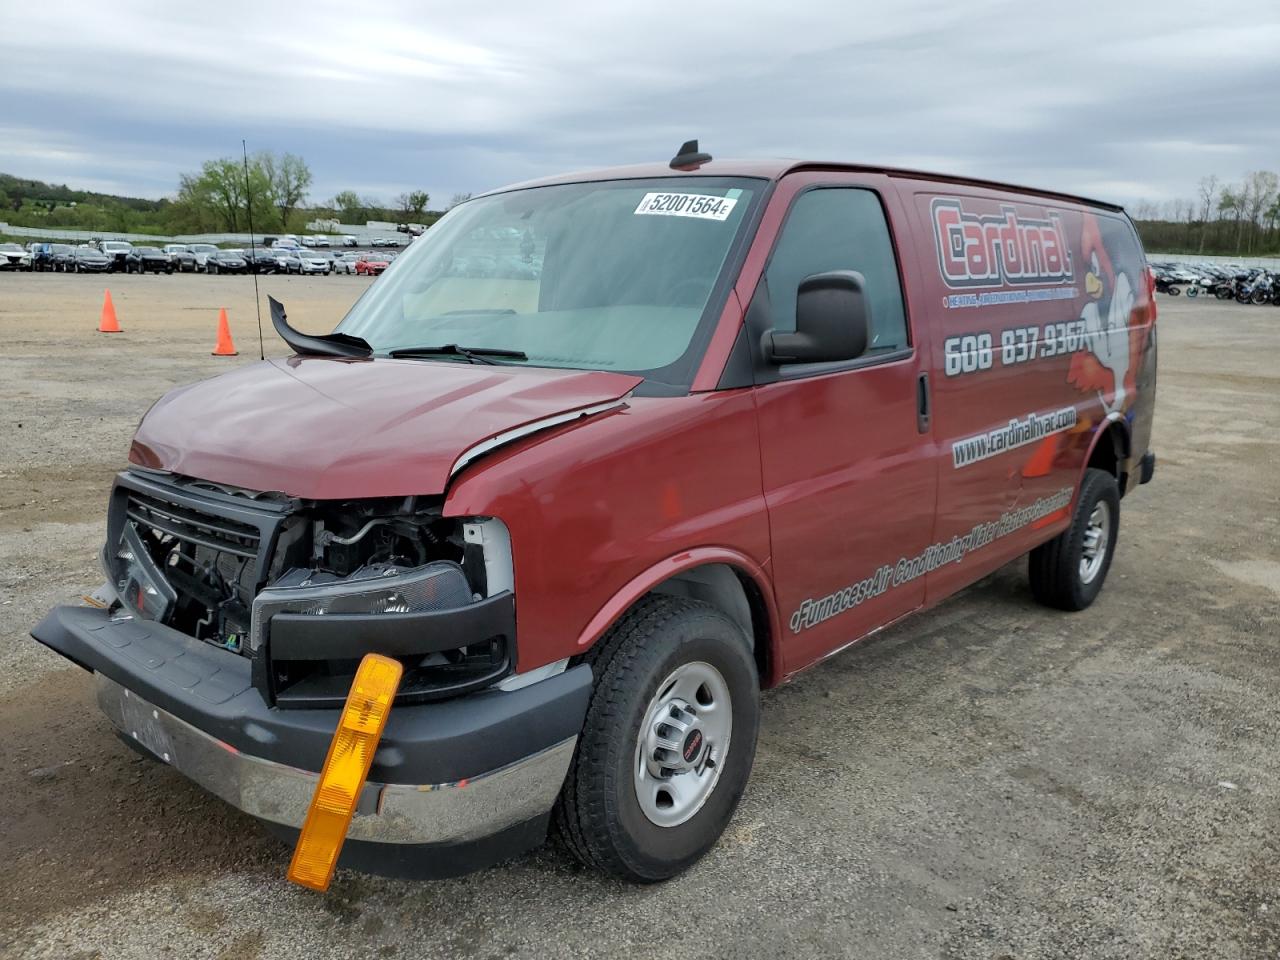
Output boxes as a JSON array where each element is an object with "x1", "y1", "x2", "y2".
[{"x1": 287, "y1": 653, "x2": 403, "y2": 891}]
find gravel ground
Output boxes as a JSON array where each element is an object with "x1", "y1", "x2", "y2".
[{"x1": 1, "y1": 274, "x2": 1278, "y2": 959}]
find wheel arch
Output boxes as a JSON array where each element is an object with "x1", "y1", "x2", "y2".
[
  {"x1": 575, "y1": 549, "x2": 782, "y2": 688},
  {"x1": 1082, "y1": 414, "x2": 1131, "y2": 496}
]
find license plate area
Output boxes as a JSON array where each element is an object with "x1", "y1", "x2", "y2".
[{"x1": 115, "y1": 686, "x2": 176, "y2": 763}]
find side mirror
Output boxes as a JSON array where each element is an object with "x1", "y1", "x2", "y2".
[{"x1": 766, "y1": 270, "x2": 871, "y2": 364}]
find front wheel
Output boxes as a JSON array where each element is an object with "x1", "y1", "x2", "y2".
[
  {"x1": 554, "y1": 595, "x2": 760, "y2": 882},
  {"x1": 1028, "y1": 468, "x2": 1121, "y2": 611},
  {"x1": 1251, "y1": 290, "x2": 1270, "y2": 305},
  {"x1": 1186, "y1": 284, "x2": 1199, "y2": 298}
]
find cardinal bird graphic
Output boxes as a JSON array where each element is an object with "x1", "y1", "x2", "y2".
[
  {"x1": 1019, "y1": 213, "x2": 1148, "y2": 482},
  {"x1": 1068, "y1": 214, "x2": 1143, "y2": 415}
]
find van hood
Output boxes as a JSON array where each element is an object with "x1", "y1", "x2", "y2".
[{"x1": 129, "y1": 357, "x2": 641, "y2": 499}]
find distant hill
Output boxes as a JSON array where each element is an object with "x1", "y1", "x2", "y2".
[{"x1": 0, "y1": 172, "x2": 167, "y2": 212}]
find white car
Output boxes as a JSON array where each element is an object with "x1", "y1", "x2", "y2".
[
  {"x1": 330, "y1": 252, "x2": 360, "y2": 275},
  {"x1": 188, "y1": 243, "x2": 219, "y2": 270},
  {"x1": 297, "y1": 251, "x2": 331, "y2": 275},
  {"x1": 0, "y1": 242, "x2": 32, "y2": 270},
  {"x1": 340, "y1": 235, "x2": 358, "y2": 247}
]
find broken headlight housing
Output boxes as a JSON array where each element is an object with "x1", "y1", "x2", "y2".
[
  {"x1": 252, "y1": 560, "x2": 514, "y2": 708},
  {"x1": 248, "y1": 560, "x2": 474, "y2": 653}
]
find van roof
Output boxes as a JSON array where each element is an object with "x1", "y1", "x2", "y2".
[{"x1": 489, "y1": 159, "x2": 1126, "y2": 214}]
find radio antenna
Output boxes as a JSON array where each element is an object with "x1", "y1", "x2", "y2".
[{"x1": 242, "y1": 139, "x2": 265, "y2": 360}]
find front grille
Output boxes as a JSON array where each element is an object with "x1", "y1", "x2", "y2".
[
  {"x1": 126, "y1": 491, "x2": 261, "y2": 563},
  {"x1": 107, "y1": 471, "x2": 291, "y2": 657}
]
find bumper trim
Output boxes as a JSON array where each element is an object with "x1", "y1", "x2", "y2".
[{"x1": 97, "y1": 673, "x2": 577, "y2": 845}]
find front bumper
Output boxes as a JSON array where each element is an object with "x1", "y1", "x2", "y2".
[{"x1": 32, "y1": 604, "x2": 591, "y2": 872}]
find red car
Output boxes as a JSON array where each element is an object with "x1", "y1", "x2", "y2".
[
  {"x1": 33, "y1": 141, "x2": 1156, "y2": 886},
  {"x1": 355, "y1": 253, "x2": 391, "y2": 275}
]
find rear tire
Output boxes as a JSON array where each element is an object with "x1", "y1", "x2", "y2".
[
  {"x1": 1028, "y1": 468, "x2": 1120, "y2": 611},
  {"x1": 554, "y1": 595, "x2": 760, "y2": 882}
]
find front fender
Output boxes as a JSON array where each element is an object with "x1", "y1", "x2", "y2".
[{"x1": 443, "y1": 391, "x2": 772, "y2": 678}]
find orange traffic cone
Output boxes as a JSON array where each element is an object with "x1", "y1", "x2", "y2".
[
  {"x1": 98, "y1": 289, "x2": 121, "y2": 333},
  {"x1": 211, "y1": 308, "x2": 238, "y2": 356}
]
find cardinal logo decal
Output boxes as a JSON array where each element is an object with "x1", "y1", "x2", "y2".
[{"x1": 1068, "y1": 214, "x2": 1146, "y2": 416}]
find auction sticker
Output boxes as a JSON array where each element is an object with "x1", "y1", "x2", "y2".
[{"x1": 634, "y1": 192, "x2": 738, "y2": 221}]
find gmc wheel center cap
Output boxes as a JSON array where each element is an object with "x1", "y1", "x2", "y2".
[{"x1": 682, "y1": 729, "x2": 704, "y2": 763}]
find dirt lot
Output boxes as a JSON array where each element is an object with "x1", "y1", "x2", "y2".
[{"x1": 1, "y1": 274, "x2": 1278, "y2": 959}]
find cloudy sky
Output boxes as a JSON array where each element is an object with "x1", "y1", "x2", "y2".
[{"x1": 2, "y1": 1, "x2": 1278, "y2": 209}]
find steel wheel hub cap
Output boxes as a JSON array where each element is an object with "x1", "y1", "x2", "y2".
[
  {"x1": 634, "y1": 661, "x2": 732, "y2": 828},
  {"x1": 1079, "y1": 500, "x2": 1111, "y2": 584}
]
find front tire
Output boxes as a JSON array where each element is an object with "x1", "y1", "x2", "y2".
[
  {"x1": 1028, "y1": 467, "x2": 1121, "y2": 611},
  {"x1": 554, "y1": 595, "x2": 760, "y2": 882}
]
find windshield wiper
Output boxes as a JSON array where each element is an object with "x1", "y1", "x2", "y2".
[{"x1": 386, "y1": 343, "x2": 528, "y2": 364}]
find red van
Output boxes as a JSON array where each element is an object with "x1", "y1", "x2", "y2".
[{"x1": 32, "y1": 142, "x2": 1156, "y2": 883}]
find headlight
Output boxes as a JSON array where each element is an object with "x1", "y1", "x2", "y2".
[
  {"x1": 112, "y1": 523, "x2": 177, "y2": 621},
  {"x1": 248, "y1": 560, "x2": 474, "y2": 653}
]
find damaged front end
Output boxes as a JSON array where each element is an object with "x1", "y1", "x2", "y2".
[{"x1": 102, "y1": 468, "x2": 515, "y2": 709}]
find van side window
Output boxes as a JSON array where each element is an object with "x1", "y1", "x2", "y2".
[{"x1": 766, "y1": 188, "x2": 908, "y2": 353}]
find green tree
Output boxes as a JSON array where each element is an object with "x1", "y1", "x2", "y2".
[
  {"x1": 331, "y1": 190, "x2": 363, "y2": 223},
  {"x1": 395, "y1": 190, "x2": 430, "y2": 221},
  {"x1": 259, "y1": 152, "x2": 312, "y2": 226},
  {"x1": 177, "y1": 157, "x2": 278, "y2": 232}
]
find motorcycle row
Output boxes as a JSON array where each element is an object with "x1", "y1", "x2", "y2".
[{"x1": 1150, "y1": 261, "x2": 1280, "y2": 305}]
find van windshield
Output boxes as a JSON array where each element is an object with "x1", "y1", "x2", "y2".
[{"x1": 337, "y1": 177, "x2": 761, "y2": 386}]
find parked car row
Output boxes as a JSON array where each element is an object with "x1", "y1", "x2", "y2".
[
  {"x1": 279, "y1": 233, "x2": 410, "y2": 248},
  {"x1": 1150, "y1": 261, "x2": 1280, "y2": 305},
  {"x1": 7, "y1": 240, "x2": 397, "y2": 277}
]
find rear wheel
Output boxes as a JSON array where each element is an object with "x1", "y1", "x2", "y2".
[
  {"x1": 1028, "y1": 468, "x2": 1120, "y2": 611},
  {"x1": 554, "y1": 595, "x2": 760, "y2": 882}
]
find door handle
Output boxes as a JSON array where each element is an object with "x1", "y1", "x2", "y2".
[{"x1": 916, "y1": 372, "x2": 931, "y2": 434}]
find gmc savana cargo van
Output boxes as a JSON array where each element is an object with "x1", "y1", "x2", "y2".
[{"x1": 33, "y1": 142, "x2": 1156, "y2": 885}]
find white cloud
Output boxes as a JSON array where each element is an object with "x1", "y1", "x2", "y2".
[{"x1": 0, "y1": 0, "x2": 1277, "y2": 205}]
